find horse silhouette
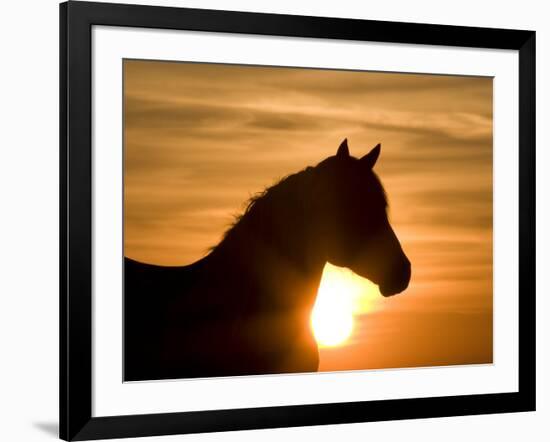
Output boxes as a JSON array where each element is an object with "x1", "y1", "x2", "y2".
[{"x1": 124, "y1": 140, "x2": 411, "y2": 381}]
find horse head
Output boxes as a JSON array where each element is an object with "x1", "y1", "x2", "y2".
[{"x1": 311, "y1": 139, "x2": 411, "y2": 296}]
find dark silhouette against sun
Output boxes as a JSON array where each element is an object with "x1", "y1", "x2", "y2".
[{"x1": 124, "y1": 140, "x2": 410, "y2": 381}]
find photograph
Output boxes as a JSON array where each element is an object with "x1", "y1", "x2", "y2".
[
  {"x1": 0, "y1": 0, "x2": 540, "y2": 439},
  {"x1": 123, "y1": 60, "x2": 493, "y2": 382}
]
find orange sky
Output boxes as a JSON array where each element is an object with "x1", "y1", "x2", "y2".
[{"x1": 124, "y1": 59, "x2": 493, "y2": 371}]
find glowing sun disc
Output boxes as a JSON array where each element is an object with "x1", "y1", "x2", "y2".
[
  {"x1": 311, "y1": 263, "x2": 382, "y2": 347},
  {"x1": 311, "y1": 263, "x2": 357, "y2": 347},
  {"x1": 311, "y1": 307, "x2": 353, "y2": 347}
]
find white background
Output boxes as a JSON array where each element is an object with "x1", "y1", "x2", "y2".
[{"x1": 0, "y1": 0, "x2": 548, "y2": 441}]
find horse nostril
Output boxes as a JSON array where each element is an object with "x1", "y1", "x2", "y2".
[
  {"x1": 404, "y1": 258, "x2": 411, "y2": 281},
  {"x1": 393, "y1": 258, "x2": 411, "y2": 290},
  {"x1": 380, "y1": 258, "x2": 411, "y2": 296},
  {"x1": 400, "y1": 258, "x2": 411, "y2": 290}
]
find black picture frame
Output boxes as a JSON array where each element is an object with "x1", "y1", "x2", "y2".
[{"x1": 59, "y1": 1, "x2": 536, "y2": 440}]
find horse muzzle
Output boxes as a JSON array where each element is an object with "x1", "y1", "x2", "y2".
[{"x1": 379, "y1": 257, "x2": 411, "y2": 297}]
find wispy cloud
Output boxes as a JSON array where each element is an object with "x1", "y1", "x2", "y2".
[{"x1": 124, "y1": 59, "x2": 493, "y2": 370}]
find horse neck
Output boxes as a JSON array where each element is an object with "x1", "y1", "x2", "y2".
[{"x1": 211, "y1": 172, "x2": 326, "y2": 303}]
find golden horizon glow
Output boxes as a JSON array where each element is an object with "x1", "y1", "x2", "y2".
[
  {"x1": 124, "y1": 60, "x2": 494, "y2": 370},
  {"x1": 311, "y1": 263, "x2": 381, "y2": 347}
]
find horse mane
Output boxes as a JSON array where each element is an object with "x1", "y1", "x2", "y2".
[
  {"x1": 213, "y1": 166, "x2": 316, "y2": 249},
  {"x1": 210, "y1": 156, "x2": 389, "y2": 253}
]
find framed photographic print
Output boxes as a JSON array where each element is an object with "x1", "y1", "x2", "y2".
[{"x1": 60, "y1": 1, "x2": 536, "y2": 440}]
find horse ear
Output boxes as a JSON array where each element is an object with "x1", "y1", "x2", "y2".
[
  {"x1": 360, "y1": 143, "x2": 381, "y2": 169},
  {"x1": 336, "y1": 138, "x2": 350, "y2": 158}
]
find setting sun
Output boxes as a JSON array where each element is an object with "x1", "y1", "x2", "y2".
[{"x1": 311, "y1": 263, "x2": 381, "y2": 347}]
